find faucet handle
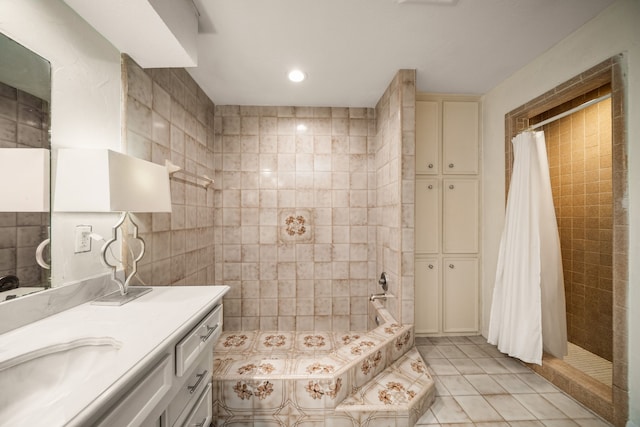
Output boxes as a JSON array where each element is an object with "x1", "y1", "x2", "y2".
[{"x1": 378, "y1": 272, "x2": 388, "y2": 291}]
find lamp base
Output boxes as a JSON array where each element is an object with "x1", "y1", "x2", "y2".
[{"x1": 91, "y1": 286, "x2": 152, "y2": 306}]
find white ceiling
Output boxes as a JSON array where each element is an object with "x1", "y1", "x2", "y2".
[{"x1": 188, "y1": 0, "x2": 615, "y2": 107}]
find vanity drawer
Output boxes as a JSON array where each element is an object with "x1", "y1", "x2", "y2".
[
  {"x1": 176, "y1": 304, "x2": 222, "y2": 376},
  {"x1": 96, "y1": 354, "x2": 173, "y2": 427},
  {"x1": 181, "y1": 382, "x2": 212, "y2": 427},
  {"x1": 167, "y1": 351, "x2": 212, "y2": 426}
]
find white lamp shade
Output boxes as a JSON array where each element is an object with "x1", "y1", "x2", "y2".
[
  {"x1": 0, "y1": 148, "x2": 50, "y2": 212},
  {"x1": 54, "y1": 149, "x2": 172, "y2": 213}
]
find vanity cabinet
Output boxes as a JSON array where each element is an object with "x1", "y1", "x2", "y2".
[
  {"x1": 96, "y1": 354, "x2": 174, "y2": 427},
  {"x1": 94, "y1": 302, "x2": 222, "y2": 427},
  {"x1": 0, "y1": 285, "x2": 228, "y2": 427},
  {"x1": 415, "y1": 95, "x2": 480, "y2": 336}
]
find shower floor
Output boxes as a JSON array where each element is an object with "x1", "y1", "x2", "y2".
[{"x1": 564, "y1": 342, "x2": 612, "y2": 387}]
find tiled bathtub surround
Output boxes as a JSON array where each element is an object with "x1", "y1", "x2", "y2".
[
  {"x1": 123, "y1": 62, "x2": 419, "y2": 333},
  {"x1": 212, "y1": 302, "x2": 435, "y2": 425},
  {"x1": 0, "y1": 82, "x2": 50, "y2": 286},
  {"x1": 123, "y1": 56, "x2": 216, "y2": 286},
  {"x1": 214, "y1": 70, "x2": 417, "y2": 332},
  {"x1": 213, "y1": 104, "x2": 377, "y2": 332}
]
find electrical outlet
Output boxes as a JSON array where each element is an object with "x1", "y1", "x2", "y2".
[{"x1": 75, "y1": 225, "x2": 92, "y2": 253}]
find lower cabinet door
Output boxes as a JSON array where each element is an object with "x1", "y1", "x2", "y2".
[
  {"x1": 96, "y1": 354, "x2": 173, "y2": 427},
  {"x1": 182, "y1": 383, "x2": 212, "y2": 427},
  {"x1": 443, "y1": 257, "x2": 478, "y2": 333},
  {"x1": 415, "y1": 258, "x2": 439, "y2": 334}
]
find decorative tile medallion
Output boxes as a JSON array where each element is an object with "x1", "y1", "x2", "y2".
[
  {"x1": 285, "y1": 215, "x2": 306, "y2": 236},
  {"x1": 411, "y1": 359, "x2": 426, "y2": 374},
  {"x1": 341, "y1": 334, "x2": 361, "y2": 345},
  {"x1": 303, "y1": 334, "x2": 326, "y2": 348},
  {"x1": 279, "y1": 209, "x2": 313, "y2": 243},
  {"x1": 233, "y1": 380, "x2": 275, "y2": 400},
  {"x1": 384, "y1": 324, "x2": 402, "y2": 335},
  {"x1": 223, "y1": 334, "x2": 249, "y2": 348},
  {"x1": 238, "y1": 362, "x2": 276, "y2": 375},
  {"x1": 377, "y1": 381, "x2": 416, "y2": 405},
  {"x1": 360, "y1": 350, "x2": 383, "y2": 375},
  {"x1": 263, "y1": 334, "x2": 287, "y2": 348},
  {"x1": 305, "y1": 362, "x2": 336, "y2": 374},
  {"x1": 350, "y1": 340, "x2": 376, "y2": 355},
  {"x1": 394, "y1": 331, "x2": 411, "y2": 350},
  {"x1": 305, "y1": 378, "x2": 343, "y2": 400}
]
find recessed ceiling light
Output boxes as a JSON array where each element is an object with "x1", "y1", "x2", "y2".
[{"x1": 288, "y1": 69, "x2": 306, "y2": 83}]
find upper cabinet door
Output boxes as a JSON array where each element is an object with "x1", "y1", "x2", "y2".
[
  {"x1": 443, "y1": 101, "x2": 479, "y2": 174},
  {"x1": 443, "y1": 179, "x2": 478, "y2": 253},
  {"x1": 416, "y1": 100, "x2": 440, "y2": 175},
  {"x1": 415, "y1": 177, "x2": 439, "y2": 254}
]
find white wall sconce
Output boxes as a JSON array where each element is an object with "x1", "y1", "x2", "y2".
[{"x1": 54, "y1": 149, "x2": 172, "y2": 305}]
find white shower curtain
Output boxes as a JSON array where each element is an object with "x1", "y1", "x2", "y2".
[{"x1": 488, "y1": 130, "x2": 567, "y2": 365}]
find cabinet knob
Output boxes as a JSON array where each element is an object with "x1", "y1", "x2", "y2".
[
  {"x1": 428, "y1": 163, "x2": 434, "y2": 169},
  {"x1": 428, "y1": 264, "x2": 434, "y2": 269},
  {"x1": 449, "y1": 184, "x2": 455, "y2": 190},
  {"x1": 427, "y1": 184, "x2": 433, "y2": 190},
  {"x1": 449, "y1": 163, "x2": 454, "y2": 168},
  {"x1": 449, "y1": 264, "x2": 455, "y2": 269}
]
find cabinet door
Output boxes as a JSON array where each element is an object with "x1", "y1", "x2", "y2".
[
  {"x1": 443, "y1": 101, "x2": 478, "y2": 174},
  {"x1": 415, "y1": 177, "x2": 439, "y2": 253},
  {"x1": 416, "y1": 100, "x2": 440, "y2": 174},
  {"x1": 415, "y1": 258, "x2": 439, "y2": 334},
  {"x1": 443, "y1": 258, "x2": 478, "y2": 333},
  {"x1": 443, "y1": 179, "x2": 478, "y2": 253}
]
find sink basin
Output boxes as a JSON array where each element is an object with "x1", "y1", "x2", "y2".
[{"x1": 0, "y1": 337, "x2": 121, "y2": 427}]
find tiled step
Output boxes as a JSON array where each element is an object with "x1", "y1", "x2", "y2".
[
  {"x1": 211, "y1": 304, "x2": 435, "y2": 425},
  {"x1": 334, "y1": 348, "x2": 435, "y2": 426}
]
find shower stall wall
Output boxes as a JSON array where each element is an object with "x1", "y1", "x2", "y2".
[{"x1": 541, "y1": 90, "x2": 613, "y2": 362}]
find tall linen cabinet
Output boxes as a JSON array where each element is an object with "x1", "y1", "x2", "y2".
[{"x1": 414, "y1": 94, "x2": 481, "y2": 335}]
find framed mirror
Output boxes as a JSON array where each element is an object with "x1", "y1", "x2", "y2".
[{"x1": 0, "y1": 31, "x2": 52, "y2": 301}]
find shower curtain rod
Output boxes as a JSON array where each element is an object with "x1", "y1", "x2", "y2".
[{"x1": 526, "y1": 93, "x2": 611, "y2": 131}]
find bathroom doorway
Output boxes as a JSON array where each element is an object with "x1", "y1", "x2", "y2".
[{"x1": 504, "y1": 55, "x2": 627, "y2": 426}]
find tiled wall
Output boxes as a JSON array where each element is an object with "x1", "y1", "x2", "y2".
[
  {"x1": 122, "y1": 56, "x2": 216, "y2": 286},
  {"x1": 542, "y1": 89, "x2": 613, "y2": 361},
  {"x1": 373, "y1": 70, "x2": 416, "y2": 325},
  {"x1": 0, "y1": 81, "x2": 49, "y2": 286},
  {"x1": 214, "y1": 105, "x2": 377, "y2": 332},
  {"x1": 123, "y1": 62, "x2": 417, "y2": 333}
]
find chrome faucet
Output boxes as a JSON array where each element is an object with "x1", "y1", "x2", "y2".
[{"x1": 369, "y1": 293, "x2": 388, "y2": 302}]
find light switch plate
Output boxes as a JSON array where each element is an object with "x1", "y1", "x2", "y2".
[{"x1": 74, "y1": 225, "x2": 92, "y2": 253}]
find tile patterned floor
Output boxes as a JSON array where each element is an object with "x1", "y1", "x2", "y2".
[{"x1": 415, "y1": 336, "x2": 612, "y2": 426}]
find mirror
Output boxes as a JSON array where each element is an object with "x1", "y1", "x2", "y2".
[{"x1": 0, "y1": 32, "x2": 52, "y2": 301}]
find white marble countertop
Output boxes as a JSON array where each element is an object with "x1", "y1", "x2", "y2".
[{"x1": 0, "y1": 285, "x2": 229, "y2": 427}]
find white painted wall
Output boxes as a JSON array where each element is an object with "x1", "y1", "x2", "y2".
[
  {"x1": 481, "y1": 0, "x2": 640, "y2": 424},
  {"x1": 0, "y1": 0, "x2": 123, "y2": 285}
]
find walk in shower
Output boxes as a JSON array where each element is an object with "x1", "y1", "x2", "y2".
[
  {"x1": 504, "y1": 56, "x2": 628, "y2": 425},
  {"x1": 531, "y1": 86, "x2": 613, "y2": 387}
]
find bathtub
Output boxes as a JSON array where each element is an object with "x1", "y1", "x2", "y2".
[{"x1": 211, "y1": 301, "x2": 435, "y2": 426}]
